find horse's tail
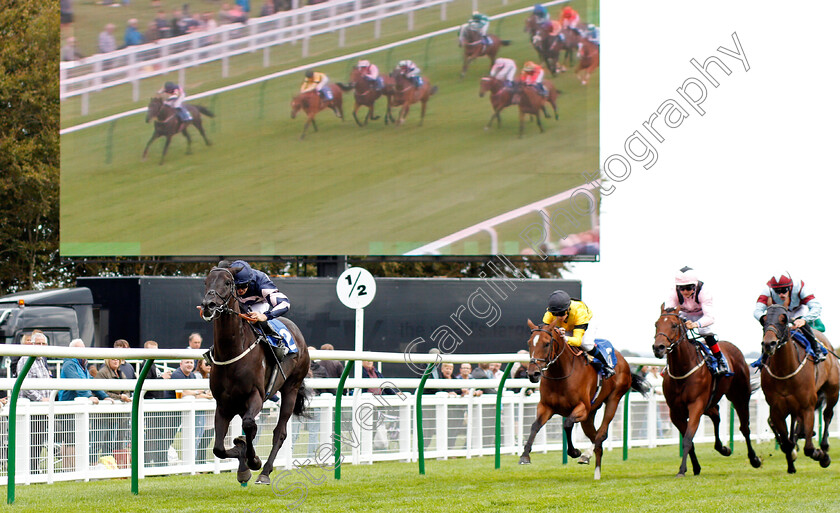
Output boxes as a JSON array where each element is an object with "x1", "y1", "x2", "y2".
[
  {"x1": 294, "y1": 382, "x2": 312, "y2": 418},
  {"x1": 429, "y1": 85, "x2": 439, "y2": 96},
  {"x1": 336, "y1": 82, "x2": 355, "y2": 92},
  {"x1": 500, "y1": 40, "x2": 512, "y2": 46},
  {"x1": 195, "y1": 105, "x2": 215, "y2": 117},
  {"x1": 630, "y1": 372, "x2": 652, "y2": 398}
]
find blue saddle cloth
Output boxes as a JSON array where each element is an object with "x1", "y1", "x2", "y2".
[
  {"x1": 263, "y1": 318, "x2": 299, "y2": 354},
  {"x1": 591, "y1": 339, "x2": 617, "y2": 377}
]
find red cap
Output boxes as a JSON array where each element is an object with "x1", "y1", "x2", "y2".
[{"x1": 767, "y1": 275, "x2": 793, "y2": 289}]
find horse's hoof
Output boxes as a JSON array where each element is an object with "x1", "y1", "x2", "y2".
[
  {"x1": 255, "y1": 474, "x2": 272, "y2": 485},
  {"x1": 567, "y1": 448, "x2": 581, "y2": 459},
  {"x1": 693, "y1": 467, "x2": 701, "y2": 476},
  {"x1": 719, "y1": 446, "x2": 732, "y2": 457},
  {"x1": 248, "y1": 457, "x2": 262, "y2": 471},
  {"x1": 233, "y1": 437, "x2": 247, "y2": 448},
  {"x1": 593, "y1": 467, "x2": 601, "y2": 480},
  {"x1": 518, "y1": 457, "x2": 531, "y2": 465},
  {"x1": 676, "y1": 472, "x2": 685, "y2": 478},
  {"x1": 237, "y1": 469, "x2": 252, "y2": 483},
  {"x1": 820, "y1": 454, "x2": 831, "y2": 468},
  {"x1": 750, "y1": 456, "x2": 762, "y2": 469}
]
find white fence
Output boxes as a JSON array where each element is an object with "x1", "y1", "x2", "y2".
[{"x1": 60, "y1": 0, "x2": 454, "y2": 108}]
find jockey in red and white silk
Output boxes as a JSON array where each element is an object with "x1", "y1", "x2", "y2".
[
  {"x1": 559, "y1": 6, "x2": 580, "y2": 29},
  {"x1": 754, "y1": 274, "x2": 825, "y2": 362}
]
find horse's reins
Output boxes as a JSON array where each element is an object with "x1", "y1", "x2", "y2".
[
  {"x1": 529, "y1": 327, "x2": 574, "y2": 380},
  {"x1": 760, "y1": 309, "x2": 809, "y2": 380},
  {"x1": 202, "y1": 267, "x2": 262, "y2": 366},
  {"x1": 657, "y1": 313, "x2": 706, "y2": 380}
]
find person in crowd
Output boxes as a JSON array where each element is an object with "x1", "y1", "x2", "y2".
[
  {"x1": 112, "y1": 339, "x2": 137, "y2": 379},
  {"x1": 98, "y1": 23, "x2": 117, "y2": 54},
  {"x1": 94, "y1": 358, "x2": 131, "y2": 461},
  {"x1": 425, "y1": 362, "x2": 457, "y2": 396},
  {"x1": 470, "y1": 362, "x2": 496, "y2": 394},
  {"x1": 17, "y1": 331, "x2": 52, "y2": 471},
  {"x1": 361, "y1": 360, "x2": 395, "y2": 395},
  {"x1": 754, "y1": 273, "x2": 826, "y2": 363},
  {"x1": 124, "y1": 18, "x2": 145, "y2": 47},
  {"x1": 188, "y1": 332, "x2": 203, "y2": 368},
  {"x1": 162, "y1": 359, "x2": 198, "y2": 464},
  {"x1": 193, "y1": 359, "x2": 214, "y2": 463},
  {"x1": 455, "y1": 362, "x2": 481, "y2": 396},
  {"x1": 664, "y1": 266, "x2": 730, "y2": 376},
  {"x1": 311, "y1": 343, "x2": 344, "y2": 395},
  {"x1": 142, "y1": 340, "x2": 172, "y2": 466},
  {"x1": 260, "y1": 0, "x2": 274, "y2": 16},
  {"x1": 61, "y1": 36, "x2": 84, "y2": 61},
  {"x1": 95, "y1": 358, "x2": 132, "y2": 403},
  {"x1": 154, "y1": 10, "x2": 172, "y2": 38}
]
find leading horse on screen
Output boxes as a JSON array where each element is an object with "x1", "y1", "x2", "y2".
[
  {"x1": 653, "y1": 305, "x2": 761, "y2": 477},
  {"x1": 200, "y1": 263, "x2": 310, "y2": 485},
  {"x1": 758, "y1": 304, "x2": 839, "y2": 473},
  {"x1": 519, "y1": 319, "x2": 650, "y2": 480},
  {"x1": 142, "y1": 96, "x2": 213, "y2": 165}
]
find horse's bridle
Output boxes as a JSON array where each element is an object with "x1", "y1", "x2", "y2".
[
  {"x1": 762, "y1": 305, "x2": 790, "y2": 350},
  {"x1": 655, "y1": 312, "x2": 689, "y2": 354},
  {"x1": 529, "y1": 327, "x2": 567, "y2": 372},
  {"x1": 202, "y1": 267, "x2": 237, "y2": 321}
]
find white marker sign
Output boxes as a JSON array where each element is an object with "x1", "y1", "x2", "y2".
[{"x1": 336, "y1": 267, "x2": 376, "y2": 309}]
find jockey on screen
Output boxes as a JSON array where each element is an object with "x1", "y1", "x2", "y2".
[
  {"x1": 665, "y1": 266, "x2": 731, "y2": 376},
  {"x1": 559, "y1": 5, "x2": 580, "y2": 30},
  {"x1": 231, "y1": 260, "x2": 298, "y2": 361},
  {"x1": 543, "y1": 290, "x2": 615, "y2": 378},
  {"x1": 459, "y1": 11, "x2": 491, "y2": 47},
  {"x1": 754, "y1": 274, "x2": 826, "y2": 363},
  {"x1": 300, "y1": 70, "x2": 334, "y2": 102},
  {"x1": 489, "y1": 57, "x2": 517, "y2": 89},
  {"x1": 586, "y1": 23, "x2": 600, "y2": 46},
  {"x1": 396, "y1": 60, "x2": 423, "y2": 88},
  {"x1": 532, "y1": 4, "x2": 550, "y2": 25},
  {"x1": 357, "y1": 59, "x2": 384, "y2": 91},
  {"x1": 520, "y1": 61, "x2": 548, "y2": 97},
  {"x1": 158, "y1": 81, "x2": 192, "y2": 122}
]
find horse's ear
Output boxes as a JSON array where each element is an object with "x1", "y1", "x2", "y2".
[
  {"x1": 527, "y1": 319, "x2": 537, "y2": 330},
  {"x1": 218, "y1": 260, "x2": 231, "y2": 268},
  {"x1": 660, "y1": 302, "x2": 666, "y2": 313},
  {"x1": 230, "y1": 264, "x2": 244, "y2": 274}
]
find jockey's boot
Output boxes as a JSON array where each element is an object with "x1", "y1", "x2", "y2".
[
  {"x1": 801, "y1": 324, "x2": 826, "y2": 362},
  {"x1": 711, "y1": 351, "x2": 731, "y2": 377},
  {"x1": 586, "y1": 347, "x2": 615, "y2": 378},
  {"x1": 202, "y1": 349, "x2": 213, "y2": 366},
  {"x1": 272, "y1": 343, "x2": 289, "y2": 363},
  {"x1": 178, "y1": 106, "x2": 192, "y2": 122}
]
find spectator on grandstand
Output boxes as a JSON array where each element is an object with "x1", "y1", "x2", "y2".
[
  {"x1": 311, "y1": 343, "x2": 344, "y2": 395},
  {"x1": 96, "y1": 359, "x2": 132, "y2": 403},
  {"x1": 153, "y1": 10, "x2": 172, "y2": 38},
  {"x1": 142, "y1": 340, "x2": 172, "y2": 466},
  {"x1": 511, "y1": 350, "x2": 533, "y2": 395},
  {"x1": 142, "y1": 340, "x2": 172, "y2": 400},
  {"x1": 194, "y1": 359, "x2": 214, "y2": 463},
  {"x1": 98, "y1": 23, "x2": 117, "y2": 54},
  {"x1": 164, "y1": 359, "x2": 199, "y2": 398},
  {"x1": 10, "y1": 332, "x2": 33, "y2": 378},
  {"x1": 360, "y1": 360, "x2": 396, "y2": 395},
  {"x1": 58, "y1": 339, "x2": 108, "y2": 403},
  {"x1": 17, "y1": 331, "x2": 52, "y2": 402},
  {"x1": 61, "y1": 37, "x2": 84, "y2": 61},
  {"x1": 181, "y1": 8, "x2": 202, "y2": 33},
  {"x1": 203, "y1": 12, "x2": 218, "y2": 31},
  {"x1": 124, "y1": 18, "x2": 146, "y2": 47},
  {"x1": 489, "y1": 362, "x2": 504, "y2": 379}
]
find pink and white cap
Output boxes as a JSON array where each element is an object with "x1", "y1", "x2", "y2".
[{"x1": 675, "y1": 266, "x2": 699, "y2": 286}]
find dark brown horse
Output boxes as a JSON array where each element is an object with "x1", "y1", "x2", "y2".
[
  {"x1": 387, "y1": 73, "x2": 438, "y2": 126},
  {"x1": 290, "y1": 84, "x2": 344, "y2": 140},
  {"x1": 528, "y1": 23, "x2": 560, "y2": 76},
  {"x1": 478, "y1": 76, "x2": 513, "y2": 129},
  {"x1": 200, "y1": 263, "x2": 310, "y2": 485},
  {"x1": 337, "y1": 68, "x2": 389, "y2": 127},
  {"x1": 513, "y1": 82, "x2": 559, "y2": 138},
  {"x1": 460, "y1": 29, "x2": 511, "y2": 78},
  {"x1": 576, "y1": 38, "x2": 599, "y2": 85},
  {"x1": 142, "y1": 97, "x2": 213, "y2": 165},
  {"x1": 759, "y1": 304, "x2": 839, "y2": 473},
  {"x1": 653, "y1": 306, "x2": 762, "y2": 477},
  {"x1": 556, "y1": 27, "x2": 583, "y2": 72},
  {"x1": 519, "y1": 319, "x2": 649, "y2": 479}
]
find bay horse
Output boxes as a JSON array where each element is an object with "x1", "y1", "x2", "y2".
[
  {"x1": 513, "y1": 82, "x2": 559, "y2": 138},
  {"x1": 519, "y1": 319, "x2": 650, "y2": 480},
  {"x1": 529, "y1": 24, "x2": 560, "y2": 76},
  {"x1": 576, "y1": 38, "x2": 599, "y2": 85},
  {"x1": 478, "y1": 76, "x2": 513, "y2": 129},
  {"x1": 387, "y1": 73, "x2": 438, "y2": 126},
  {"x1": 653, "y1": 305, "x2": 762, "y2": 477},
  {"x1": 290, "y1": 84, "x2": 344, "y2": 140},
  {"x1": 142, "y1": 97, "x2": 213, "y2": 165},
  {"x1": 759, "y1": 304, "x2": 839, "y2": 473},
  {"x1": 460, "y1": 29, "x2": 511, "y2": 78},
  {"x1": 337, "y1": 68, "x2": 388, "y2": 126},
  {"x1": 556, "y1": 27, "x2": 583, "y2": 72},
  {"x1": 200, "y1": 263, "x2": 310, "y2": 485}
]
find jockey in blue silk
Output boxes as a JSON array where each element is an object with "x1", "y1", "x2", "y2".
[
  {"x1": 231, "y1": 260, "x2": 298, "y2": 361},
  {"x1": 397, "y1": 60, "x2": 424, "y2": 88},
  {"x1": 586, "y1": 24, "x2": 600, "y2": 45},
  {"x1": 665, "y1": 266, "x2": 731, "y2": 376},
  {"x1": 542, "y1": 290, "x2": 615, "y2": 378},
  {"x1": 754, "y1": 274, "x2": 826, "y2": 363},
  {"x1": 158, "y1": 81, "x2": 192, "y2": 122},
  {"x1": 533, "y1": 4, "x2": 550, "y2": 25}
]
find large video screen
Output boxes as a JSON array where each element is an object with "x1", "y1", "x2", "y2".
[{"x1": 60, "y1": 0, "x2": 599, "y2": 258}]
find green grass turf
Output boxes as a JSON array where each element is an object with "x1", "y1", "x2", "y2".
[
  {"x1": 60, "y1": 0, "x2": 599, "y2": 256},
  {"x1": 4, "y1": 442, "x2": 839, "y2": 512}
]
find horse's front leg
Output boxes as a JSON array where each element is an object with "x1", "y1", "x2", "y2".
[
  {"x1": 182, "y1": 127, "x2": 193, "y2": 155},
  {"x1": 705, "y1": 405, "x2": 732, "y2": 457},
  {"x1": 212, "y1": 408, "x2": 256, "y2": 484},
  {"x1": 241, "y1": 390, "x2": 265, "y2": 474},
  {"x1": 819, "y1": 392, "x2": 837, "y2": 467},
  {"x1": 257, "y1": 385, "x2": 300, "y2": 484},
  {"x1": 159, "y1": 136, "x2": 173, "y2": 165},
  {"x1": 671, "y1": 400, "x2": 704, "y2": 477},
  {"x1": 142, "y1": 132, "x2": 160, "y2": 161},
  {"x1": 769, "y1": 407, "x2": 796, "y2": 473},
  {"x1": 519, "y1": 403, "x2": 553, "y2": 464},
  {"x1": 461, "y1": 53, "x2": 469, "y2": 79},
  {"x1": 801, "y1": 407, "x2": 823, "y2": 463}
]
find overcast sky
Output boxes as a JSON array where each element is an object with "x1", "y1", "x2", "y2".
[{"x1": 565, "y1": 0, "x2": 839, "y2": 357}]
